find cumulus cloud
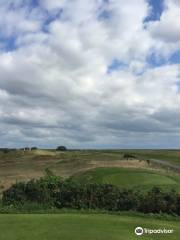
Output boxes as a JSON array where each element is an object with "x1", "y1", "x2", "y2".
[
  {"x1": 0, "y1": 1, "x2": 43, "y2": 39},
  {"x1": 0, "y1": 0, "x2": 180, "y2": 148},
  {"x1": 147, "y1": 0, "x2": 180, "y2": 58},
  {"x1": 40, "y1": 0, "x2": 66, "y2": 11},
  {"x1": 149, "y1": 1, "x2": 180, "y2": 43}
]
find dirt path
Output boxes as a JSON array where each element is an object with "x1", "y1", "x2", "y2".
[{"x1": 91, "y1": 159, "x2": 149, "y2": 168}]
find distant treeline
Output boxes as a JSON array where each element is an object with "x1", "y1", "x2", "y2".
[
  {"x1": 2, "y1": 172, "x2": 180, "y2": 215},
  {"x1": 0, "y1": 146, "x2": 67, "y2": 153},
  {"x1": 0, "y1": 148, "x2": 17, "y2": 152},
  {"x1": 0, "y1": 148, "x2": 37, "y2": 152}
]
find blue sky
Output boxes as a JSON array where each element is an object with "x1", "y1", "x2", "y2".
[
  {"x1": 145, "y1": 0, "x2": 164, "y2": 22},
  {"x1": 0, "y1": 0, "x2": 180, "y2": 149}
]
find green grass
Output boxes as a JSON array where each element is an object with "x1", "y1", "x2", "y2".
[
  {"x1": 71, "y1": 167, "x2": 180, "y2": 191},
  {"x1": 0, "y1": 213, "x2": 179, "y2": 240}
]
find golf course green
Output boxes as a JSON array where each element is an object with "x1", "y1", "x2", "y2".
[{"x1": 71, "y1": 167, "x2": 180, "y2": 191}]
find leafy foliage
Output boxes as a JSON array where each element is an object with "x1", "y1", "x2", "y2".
[
  {"x1": 123, "y1": 153, "x2": 136, "y2": 159},
  {"x1": 56, "y1": 146, "x2": 67, "y2": 151},
  {"x1": 2, "y1": 175, "x2": 180, "y2": 215}
]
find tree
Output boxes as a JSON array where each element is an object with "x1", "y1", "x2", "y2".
[
  {"x1": 56, "y1": 146, "x2": 67, "y2": 151},
  {"x1": 123, "y1": 153, "x2": 136, "y2": 160},
  {"x1": 31, "y1": 147, "x2": 38, "y2": 150}
]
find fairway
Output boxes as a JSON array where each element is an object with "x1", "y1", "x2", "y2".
[
  {"x1": 0, "y1": 213, "x2": 179, "y2": 240},
  {"x1": 72, "y1": 167, "x2": 180, "y2": 191}
]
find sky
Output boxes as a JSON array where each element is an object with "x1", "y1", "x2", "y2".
[{"x1": 0, "y1": 0, "x2": 180, "y2": 149}]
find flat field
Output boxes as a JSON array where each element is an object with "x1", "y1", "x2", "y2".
[{"x1": 0, "y1": 213, "x2": 179, "y2": 240}]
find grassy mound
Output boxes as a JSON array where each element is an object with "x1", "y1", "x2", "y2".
[
  {"x1": 0, "y1": 149, "x2": 180, "y2": 194},
  {"x1": 71, "y1": 167, "x2": 180, "y2": 191},
  {"x1": 0, "y1": 213, "x2": 179, "y2": 240}
]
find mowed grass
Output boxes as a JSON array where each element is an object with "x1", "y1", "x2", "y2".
[
  {"x1": 71, "y1": 168, "x2": 180, "y2": 191},
  {"x1": 0, "y1": 213, "x2": 179, "y2": 240}
]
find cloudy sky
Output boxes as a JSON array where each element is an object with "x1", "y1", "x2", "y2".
[{"x1": 0, "y1": 0, "x2": 180, "y2": 149}]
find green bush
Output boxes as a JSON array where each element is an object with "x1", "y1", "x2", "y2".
[
  {"x1": 2, "y1": 176, "x2": 180, "y2": 215},
  {"x1": 2, "y1": 171, "x2": 62, "y2": 207},
  {"x1": 2, "y1": 182, "x2": 27, "y2": 205},
  {"x1": 123, "y1": 153, "x2": 136, "y2": 159}
]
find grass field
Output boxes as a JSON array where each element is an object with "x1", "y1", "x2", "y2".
[
  {"x1": 0, "y1": 213, "x2": 179, "y2": 240},
  {"x1": 0, "y1": 149, "x2": 147, "y2": 192},
  {"x1": 0, "y1": 149, "x2": 180, "y2": 193},
  {"x1": 0, "y1": 150, "x2": 180, "y2": 239},
  {"x1": 71, "y1": 167, "x2": 180, "y2": 191}
]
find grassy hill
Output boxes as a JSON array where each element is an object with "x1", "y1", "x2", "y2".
[
  {"x1": 0, "y1": 213, "x2": 179, "y2": 240},
  {"x1": 0, "y1": 149, "x2": 180, "y2": 192},
  {"x1": 71, "y1": 167, "x2": 180, "y2": 191},
  {"x1": 0, "y1": 149, "x2": 147, "y2": 192}
]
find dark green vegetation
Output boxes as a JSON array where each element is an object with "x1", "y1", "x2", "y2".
[
  {"x1": 71, "y1": 168, "x2": 180, "y2": 192},
  {"x1": 0, "y1": 213, "x2": 179, "y2": 240},
  {"x1": 2, "y1": 173, "x2": 180, "y2": 215},
  {"x1": 56, "y1": 146, "x2": 67, "y2": 151}
]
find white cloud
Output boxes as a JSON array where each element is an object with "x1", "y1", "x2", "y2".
[
  {"x1": 0, "y1": 0, "x2": 180, "y2": 148},
  {"x1": 148, "y1": 0, "x2": 180, "y2": 42},
  {"x1": 146, "y1": 0, "x2": 180, "y2": 59},
  {"x1": 40, "y1": 0, "x2": 67, "y2": 11}
]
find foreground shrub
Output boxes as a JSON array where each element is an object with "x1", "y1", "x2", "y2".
[
  {"x1": 2, "y1": 170, "x2": 62, "y2": 207},
  {"x1": 2, "y1": 182, "x2": 27, "y2": 205},
  {"x1": 2, "y1": 177, "x2": 180, "y2": 215},
  {"x1": 138, "y1": 187, "x2": 179, "y2": 214}
]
